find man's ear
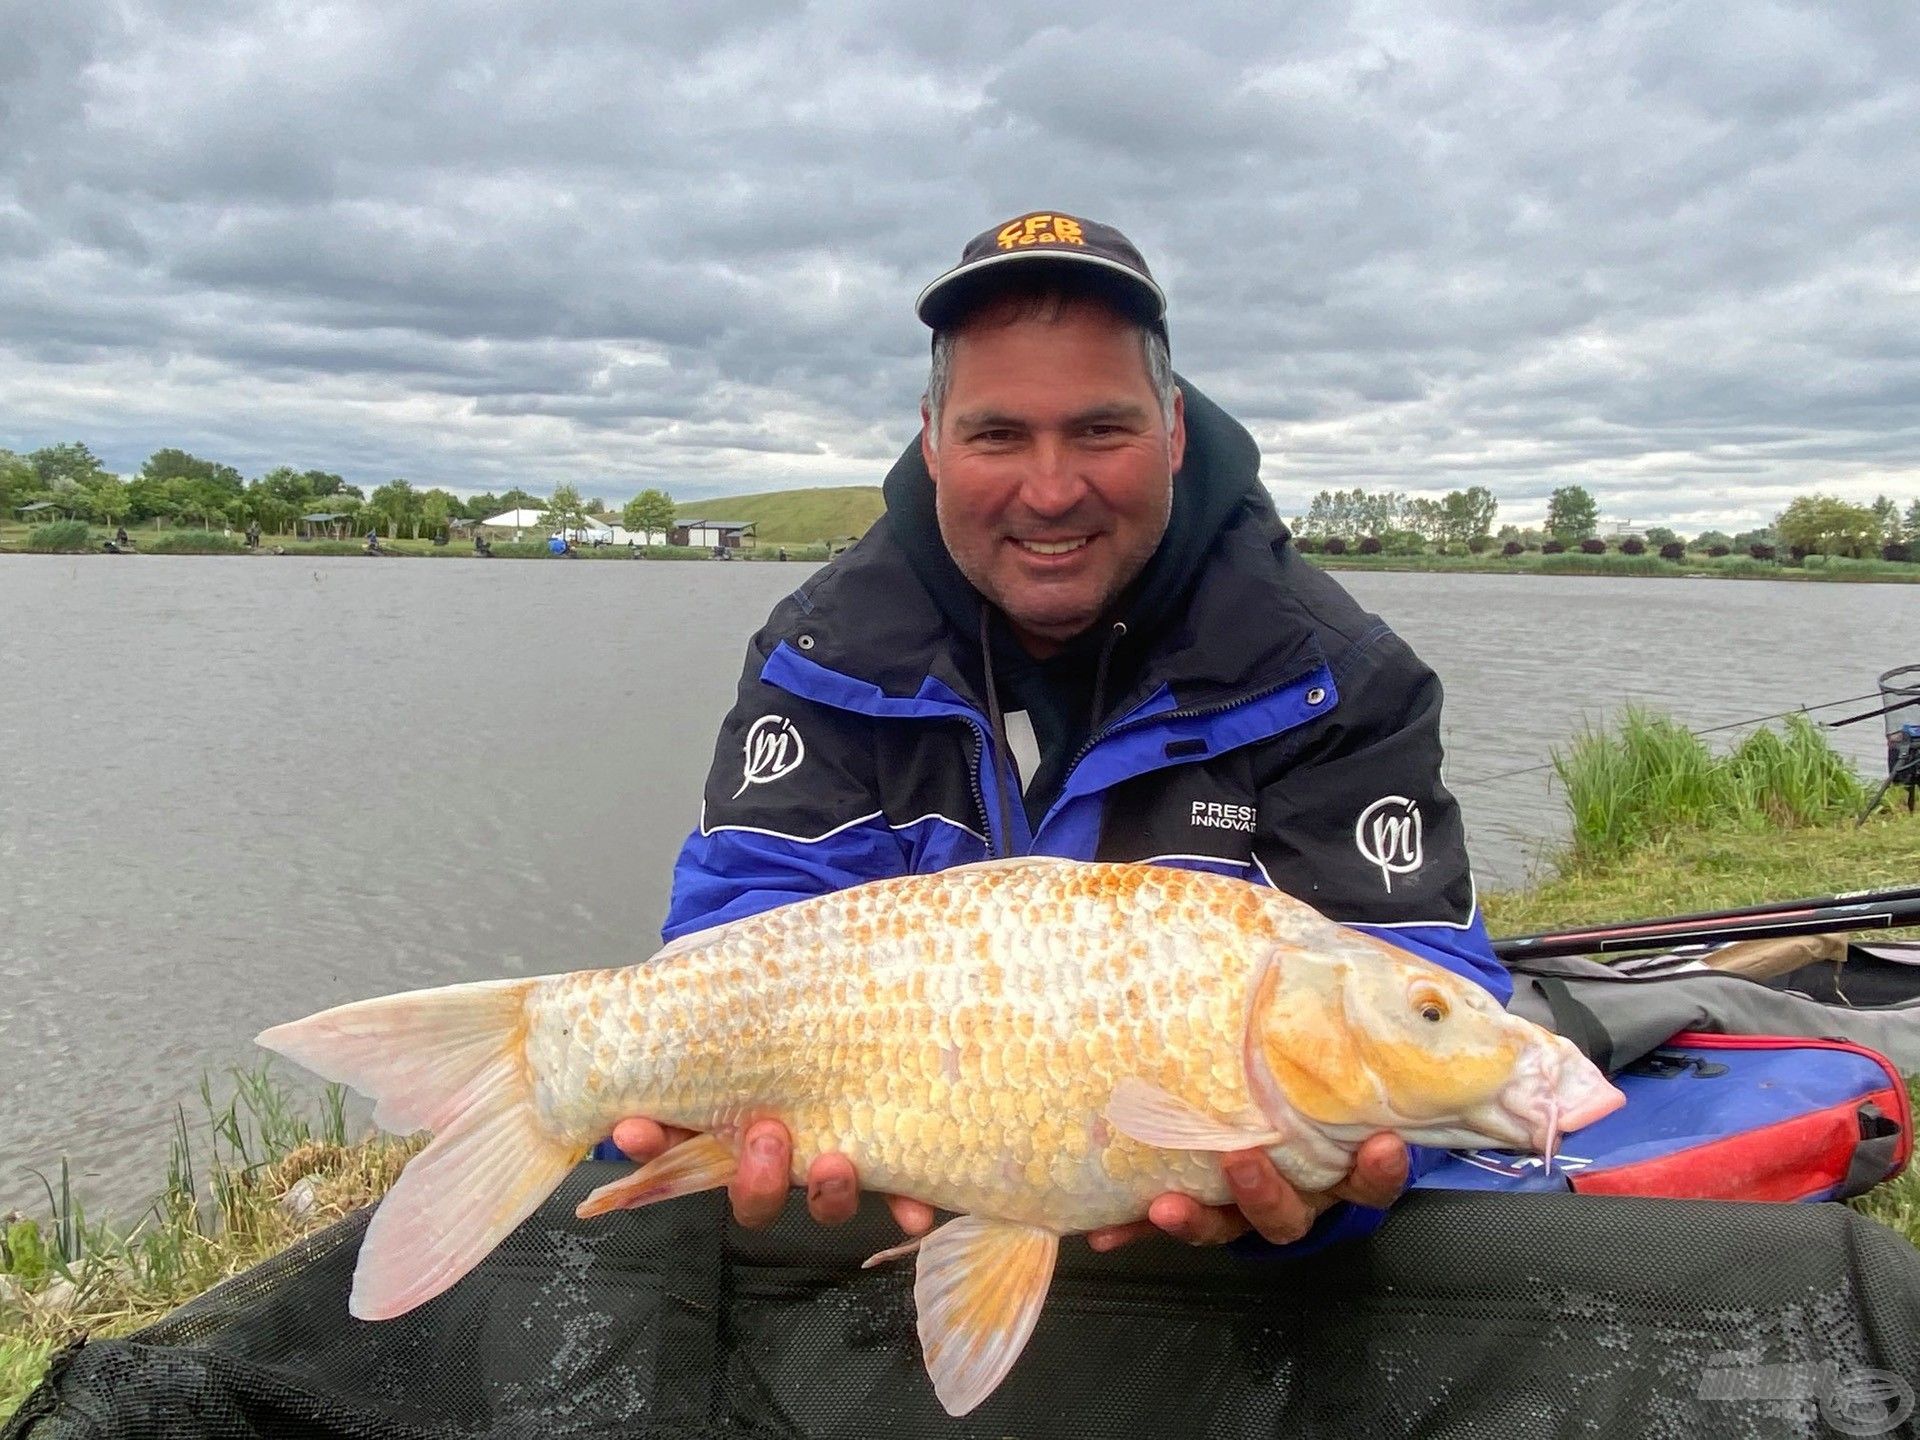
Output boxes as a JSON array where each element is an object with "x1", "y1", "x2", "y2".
[
  {"x1": 1168, "y1": 385, "x2": 1187, "y2": 475},
  {"x1": 919, "y1": 400, "x2": 938, "y2": 481}
]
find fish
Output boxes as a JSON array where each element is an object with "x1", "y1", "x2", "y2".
[{"x1": 257, "y1": 855, "x2": 1623, "y2": 1416}]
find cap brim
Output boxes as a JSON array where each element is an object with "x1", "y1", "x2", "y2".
[{"x1": 915, "y1": 250, "x2": 1167, "y2": 330}]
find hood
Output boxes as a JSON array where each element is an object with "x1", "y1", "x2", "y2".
[{"x1": 879, "y1": 376, "x2": 1277, "y2": 671}]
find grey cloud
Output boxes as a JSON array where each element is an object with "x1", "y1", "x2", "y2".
[{"x1": 0, "y1": 0, "x2": 1914, "y2": 526}]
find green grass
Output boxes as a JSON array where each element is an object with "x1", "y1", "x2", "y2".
[
  {"x1": 24, "y1": 521, "x2": 91, "y2": 553},
  {"x1": 1550, "y1": 709, "x2": 1865, "y2": 868},
  {"x1": 675, "y1": 486, "x2": 884, "y2": 545},
  {"x1": 0, "y1": 1068, "x2": 419, "y2": 1421}
]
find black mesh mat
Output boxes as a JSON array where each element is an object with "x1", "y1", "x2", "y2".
[{"x1": 9, "y1": 1163, "x2": 1919, "y2": 1438}]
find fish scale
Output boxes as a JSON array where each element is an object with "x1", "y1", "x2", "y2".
[{"x1": 527, "y1": 860, "x2": 1264, "y2": 1231}]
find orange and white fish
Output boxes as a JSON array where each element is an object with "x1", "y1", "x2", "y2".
[{"x1": 258, "y1": 856, "x2": 1621, "y2": 1416}]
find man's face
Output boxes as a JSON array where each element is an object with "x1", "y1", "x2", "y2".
[{"x1": 920, "y1": 300, "x2": 1186, "y2": 657}]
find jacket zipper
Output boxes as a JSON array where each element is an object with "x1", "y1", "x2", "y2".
[{"x1": 963, "y1": 724, "x2": 995, "y2": 858}]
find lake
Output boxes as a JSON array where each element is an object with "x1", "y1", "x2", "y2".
[{"x1": 1, "y1": 557, "x2": 1910, "y2": 1215}]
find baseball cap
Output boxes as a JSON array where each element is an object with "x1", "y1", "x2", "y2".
[{"x1": 915, "y1": 211, "x2": 1167, "y2": 336}]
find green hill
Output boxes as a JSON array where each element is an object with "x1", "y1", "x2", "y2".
[{"x1": 674, "y1": 486, "x2": 884, "y2": 545}]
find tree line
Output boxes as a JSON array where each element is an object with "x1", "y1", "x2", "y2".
[
  {"x1": 1291, "y1": 482, "x2": 1920, "y2": 559},
  {"x1": 0, "y1": 443, "x2": 681, "y2": 541}
]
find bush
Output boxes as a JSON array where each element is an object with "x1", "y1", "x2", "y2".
[
  {"x1": 1358, "y1": 535, "x2": 1382, "y2": 555},
  {"x1": 1708, "y1": 544, "x2": 1731, "y2": 558},
  {"x1": 1322, "y1": 536, "x2": 1348, "y2": 556},
  {"x1": 1467, "y1": 534, "x2": 1494, "y2": 554},
  {"x1": 1749, "y1": 543, "x2": 1776, "y2": 561},
  {"x1": 26, "y1": 520, "x2": 91, "y2": 552},
  {"x1": 1293, "y1": 535, "x2": 1322, "y2": 554},
  {"x1": 1883, "y1": 541, "x2": 1913, "y2": 563},
  {"x1": 1659, "y1": 542, "x2": 1686, "y2": 561},
  {"x1": 147, "y1": 531, "x2": 247, "y2": 555},
  {"x1": 1620, "y1": 537, "x2": 1646, "y2": 556},
  {"x1": 1542, "y1": 539, "x2": 1566, "y2": 555},
  {"x1": 1579, "y1": 538, "x2": 1606, "y2": 554},
  {"x1": 1501, "y1": 541, "x2": 1524, "y2": 557}
]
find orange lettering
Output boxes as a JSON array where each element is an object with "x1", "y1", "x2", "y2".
[{"x1": 1053, "y1": 217, "x2": 1085, "y2": 244}]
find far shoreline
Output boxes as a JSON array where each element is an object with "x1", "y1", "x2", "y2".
[{"x1": 3, "y1": 523, "x2": 1916, "y2": 582}]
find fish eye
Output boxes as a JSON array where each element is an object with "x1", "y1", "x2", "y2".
[{"x1": 1411, "y1": 986, "x2": 1449, "y2": 1023}]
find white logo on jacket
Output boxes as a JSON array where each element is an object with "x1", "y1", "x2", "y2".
[
  {"x1": 733, "y1": 715, "x2": 805, "y2": 798},
  {"x1": 1355, "y1": 795, "x2": 1423, "y2": 892}
]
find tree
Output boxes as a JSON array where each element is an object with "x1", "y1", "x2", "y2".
[
  {"x1": 368, "y1": 479, "x2": 419, "y2": 539},
  {"x1": 31, "y1": 442, "x2": 110, "y2": 489},
  {"x1": 623, "y1": 488, "x2": 676, "y2": 541},
  {"x1": 421, "y1": 489, "x2": 457, "y2": 538},
  {"x1": 540, "y1": 484, "x2": 587, "y2": 535},
  {"x1": 1905, "y1": 499, "x2": 1920, "y2": 544},
  {"x1": 1775, "y1": 494, "x2": 1878, "y2": 558},
  {"x1": 1694, "y1": 529, "x2": 1733, "y2": 552},
  {"x1": 1870, "y1": 494, "x2": 1900, "y2": 543},
  {"x1": 1644, "y1": 526, "x2": 1679, "y2": 548},
  {"x1": 1545, "y1": 485, "x2": 1598, "y2": 544},
  {"x1": 0, "y1": 448, "x2": 36, "y2": 514},
  {"x1": 1437, "y1": 486, "x2": 1497, "y2": 552},
  {"x1": 89, "y1": 473, "x2": 129, "y2": 526},
  {"x1": 498, "y1": 487, "x2": 544, "y2": 512},
  {"x1": 140, "y1": 448, "x2": 243, "y2": 495}
]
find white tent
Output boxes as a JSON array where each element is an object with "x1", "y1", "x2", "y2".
[{"x1": 479, "y1": 508, "x2": 548, "y2": 529}]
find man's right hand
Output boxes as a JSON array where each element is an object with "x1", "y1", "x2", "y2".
[{"x1": 610, "y1": 1116, "x2": 938, "y2": 1236}]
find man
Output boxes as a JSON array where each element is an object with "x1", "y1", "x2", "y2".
[{"x1": 613, "y1": 212, "x2": 1507, "y2": 1256}]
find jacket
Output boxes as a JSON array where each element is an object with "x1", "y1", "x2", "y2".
[{"x1": 663, "y1": 379, "x2": 1506, "y2": 1252}]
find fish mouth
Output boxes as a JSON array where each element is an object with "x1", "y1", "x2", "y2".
[{"x1": 1498, "y1": 1042, "x2": 1625, "y2": 1162}]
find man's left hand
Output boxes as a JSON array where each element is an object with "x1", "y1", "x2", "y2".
[{"x1": 1084, "y1": 1133, "x2": 1408, "y2": 1251}]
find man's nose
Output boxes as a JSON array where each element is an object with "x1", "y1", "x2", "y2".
[{"x1": 1018, "y1": 440, "x2": 1086, "y2": 517}]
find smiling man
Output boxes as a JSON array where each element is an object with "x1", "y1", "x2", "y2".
[{"x1": 614, "y1": 213, "x2": 1506, "y2": 1258}]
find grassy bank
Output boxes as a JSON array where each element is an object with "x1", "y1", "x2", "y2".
[
  {"x1": 1, "y1": 1072, "x2": 419, "y2": 1421},
  {"x1": 1310, "y1": 549, "x2": 1920, "y2": 582}
]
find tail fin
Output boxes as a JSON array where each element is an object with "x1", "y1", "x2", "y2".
[{"x1": 257, "y1": 978, "x2": 587, "y2": 1320}]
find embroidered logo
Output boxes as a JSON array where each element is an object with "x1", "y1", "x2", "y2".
[
  {"x1": 1190, "y1": 800, "x2": 1256, "y2": 834},
  {"x1": 996, "y1": 213, "x2": 1087, "y2": 249},
  {"x1": 1355, "y1": 795, "x2": 1423, "y2": 892},
  {"x1": 733, "y1": 714, "x2": 805, "y2": 798}
]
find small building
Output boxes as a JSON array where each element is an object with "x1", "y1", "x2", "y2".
[
  {"x1": 674, "y1": 519, "x2": 757, "y2": 550},
  {"x1": 14, "y1": 500, "x2": 64, "y2": 521}
]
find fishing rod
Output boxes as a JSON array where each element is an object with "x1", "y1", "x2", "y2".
[{"x1": 1491, "y1": 892, "x2": 1920, "y2": 961}]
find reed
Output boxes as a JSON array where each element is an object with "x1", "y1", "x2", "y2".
[
  {"x1": 0, "y1": 1065, "x2": 419, "y2": 1420},
  {"x1": 1552, "y1": 707, "x2": 1865, "y2": 869}
]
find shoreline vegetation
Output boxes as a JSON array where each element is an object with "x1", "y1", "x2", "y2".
[
  {"x1": 5, "y1": 717, "x2": 1920, "y2": 1417},
  {"x1": 5, "y1": 520, "x2": 1920, "y2": 581}
]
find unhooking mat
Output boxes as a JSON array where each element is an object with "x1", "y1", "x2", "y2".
[{"x1": 7, "y1": 1163, "x2": 1920, "y2": 1439}]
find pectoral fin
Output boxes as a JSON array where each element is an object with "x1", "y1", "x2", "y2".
[
  {"x1": 575, "y1": 1133, "x2": 736, "y2": 1219},
  {"x1": 914, "y1": 1216, "x2": 1059, "y2": 1417},
  {"x1": 1105, "y1": 1077, "x2": 1286, "y2": 1152}
]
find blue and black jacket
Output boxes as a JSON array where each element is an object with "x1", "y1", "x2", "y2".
[{"x1": 665, "y1": 380, "x2": 1507, "y2": 1253}]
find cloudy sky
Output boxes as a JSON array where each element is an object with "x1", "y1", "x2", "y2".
[{"x1": 3, "y1": 1, "x2": 1916, "y2": 527}]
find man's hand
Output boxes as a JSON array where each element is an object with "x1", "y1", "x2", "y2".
[
  {"x1": 609, "y1": 1116, "x2": 937, "y2": 1236},
  {"x1": 1083, "y1": 1133, "x2": 1409, "y2": 1252}
]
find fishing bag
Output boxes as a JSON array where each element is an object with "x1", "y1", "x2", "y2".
[
  {"x1": 1415, "y1": 950, "x2": 1920, "y2": 1201},
  {"x1": 1415, "y1": 1030, "x2": 1912, "y2": 1200}
]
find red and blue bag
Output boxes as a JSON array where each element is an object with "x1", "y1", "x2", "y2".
[{"x1": 1415, "y1": 1031, "x2": 1911, "y2": 1201}]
